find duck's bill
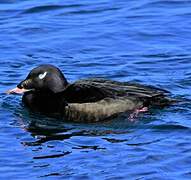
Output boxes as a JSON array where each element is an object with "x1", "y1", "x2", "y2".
[{"x1": 6, "y1": 87, "x2": 32, "y2": 94}]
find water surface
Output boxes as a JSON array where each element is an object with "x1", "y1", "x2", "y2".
[{"x1": 1, "y1": 0, "x2": 191, "y2": 179}]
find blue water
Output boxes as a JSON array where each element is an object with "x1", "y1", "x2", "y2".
[{"x1": 1, "y1": 0, "x2": 191, "y2": 179}]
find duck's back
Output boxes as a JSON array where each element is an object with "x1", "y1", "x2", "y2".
[{"x1": 62, "y1": 78, "x2": 170, "y2": 105}]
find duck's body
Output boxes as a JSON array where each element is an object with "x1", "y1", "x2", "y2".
[
  {"x1": 7, "y1": 65, "x2": 171, "y2": 122},
  {"x1": 63, "y1": 79, "x2": 170, "y2": 122}
]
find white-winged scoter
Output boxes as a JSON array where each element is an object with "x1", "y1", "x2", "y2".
[{"x1": 7, "y1": 64, "x2": 172, "y2": 122}]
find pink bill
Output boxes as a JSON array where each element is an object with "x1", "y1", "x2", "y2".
[{"x1": 6, "y1": 87, "x2": 29, "y2": 94}]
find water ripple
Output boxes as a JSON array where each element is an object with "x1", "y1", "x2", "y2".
[
  {"x1": 22, "y1": 4, "x2": 84, "y2": 14},
  {"x1": 33, "y1": 151, "x2": 71, "y2": 159}
]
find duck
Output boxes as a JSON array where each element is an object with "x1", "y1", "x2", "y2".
[{"x1": 7, "y1": 64, "x2": 172, "y2": 122}]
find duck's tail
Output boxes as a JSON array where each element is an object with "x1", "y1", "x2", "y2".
[{"x1": 142, "y1": 95, "x2": 178, "y2": 108}]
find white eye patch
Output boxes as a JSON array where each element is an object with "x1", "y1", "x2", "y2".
[{"x1": 38, "y1": 72, "x2": 47, "y2": 80}]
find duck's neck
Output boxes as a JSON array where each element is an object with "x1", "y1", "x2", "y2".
[{"x1": 22, "y1": 90, "x2": 67, "y2": 113}]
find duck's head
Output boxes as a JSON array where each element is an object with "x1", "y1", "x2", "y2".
[{"x1": 7, "y1": 64, "x2": 68, "y2": 94}]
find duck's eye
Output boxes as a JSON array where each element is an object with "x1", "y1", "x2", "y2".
[{"x1": 38, "y1": 72, "x2": 47, "y2": 80}]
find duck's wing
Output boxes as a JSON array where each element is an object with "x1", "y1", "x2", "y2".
[
  {"x1": 61, "y1": 78, "x2": 170, "y2": 104},
  {"x1": 60, "y1": 80, "x2": 114, "y2": 103},
  {"x1": 85, "y1": 78, "x2": 171, "y2": 106}
]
